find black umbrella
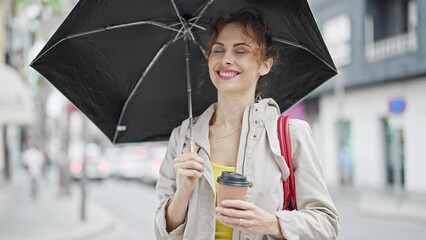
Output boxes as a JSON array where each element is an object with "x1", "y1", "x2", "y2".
[{"x1": 31, "y1": 0, "x2": 337, "y2": 144}]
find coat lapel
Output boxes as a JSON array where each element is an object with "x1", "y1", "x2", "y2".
[
  {"x1": 261, "y1": 98, "x2": 291, "y2": 180},
  {"x1": 184, "y1": 104, "x2": 216, "y2": 193}
]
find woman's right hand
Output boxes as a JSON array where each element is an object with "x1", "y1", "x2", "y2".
[
  {"x1": 172, "y1": 152, "x2": 205, "y2": 197},
  {"x1": 165, "y1": 153, "x2": 205, "y2": 231}
]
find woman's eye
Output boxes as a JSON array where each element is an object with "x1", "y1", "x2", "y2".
[
  {"x1": 212, "y1": 49, "x2": 225, "y2": 53},
  {"x1": 235, "y1": 49, "x2": 248, "y2": 54}
]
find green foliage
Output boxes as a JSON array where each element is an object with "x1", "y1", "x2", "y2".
[
  {"x1": 14, "y1": 0, "x2": 63, "y2": 14},
  {"x1": 43, "y1": 0, "x2": 62, "y2": 13}
]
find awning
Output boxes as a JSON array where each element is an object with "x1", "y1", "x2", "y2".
[{"x1": 0, "y1": 64, "x2": 34, "y2": 125}]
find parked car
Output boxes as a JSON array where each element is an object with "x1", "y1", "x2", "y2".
[
  {"x1": 142, "y1": 141, "x2": 167, "y2": 184},
  {"x1": 102, "y1": 146, "x2": 122, "y2": 178},
  {"x1": 69, "y1": 143, "x2": 110, "y2": 180},
  {"x1": 116, "y1": 142, "x2": 167, "y2": 183},
  {"x1": 117, "y1": 144, "x2": 149, "y2": 180}
]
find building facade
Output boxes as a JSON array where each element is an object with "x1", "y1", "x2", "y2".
[
  {"x1": 303, "y1": 0, "x2": 426, "y2": 192},
  {"x1": 0, "y1": 0, "x2": 35, "y2": 182}
]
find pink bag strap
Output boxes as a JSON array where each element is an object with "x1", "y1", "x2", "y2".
[{"x1": 278, "y1": 115, "x2": 297, "y2": 210}]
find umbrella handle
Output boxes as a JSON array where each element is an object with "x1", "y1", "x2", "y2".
[
  {"x1": 187, "y1": 119, "x2": 194, "y2": 153},
  {"x1": 188, "y1": 141, "x2": 194, "y2": 153}
]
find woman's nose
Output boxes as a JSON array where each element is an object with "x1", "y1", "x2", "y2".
[{"x1": 221, "y1": 52, "x2": 233, "y2": 65}]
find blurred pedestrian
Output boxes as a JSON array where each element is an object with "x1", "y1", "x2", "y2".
[
  {"x1": 22, "y1": 146, "x2": 45, "y2": 200},
  {"x1": 41, "y1": 149, "x2": 53, "y2": 183},
  {"x1": 155, "y1": 8, "x2": 339, "y2": 240}
]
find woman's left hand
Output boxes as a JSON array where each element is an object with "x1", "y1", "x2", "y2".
[{"x1": 216, "y1": 200, "x2": 283, "y2": 237}]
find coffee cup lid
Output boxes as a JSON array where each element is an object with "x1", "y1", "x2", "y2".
[{"x1": 217, "y1": 171, "x2": 251, "y2": 187}]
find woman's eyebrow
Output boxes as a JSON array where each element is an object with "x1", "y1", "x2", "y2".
[
  {"x1": 233, "y1": 43, "x2": 250, "y2": 48},
  {"x1": 213, "y1": 42, "x2": 251, "y2": 48}
]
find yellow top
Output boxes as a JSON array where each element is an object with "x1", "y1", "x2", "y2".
[{"x1": 211, "y1": 162, "x2": 236, "y2": 240}]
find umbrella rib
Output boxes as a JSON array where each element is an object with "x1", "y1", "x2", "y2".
[
  {"x1": 189, "y1": 0, "x2": 215, "y2": 30},
  {"x1": 31, "y1": 21, "x2": 180, "y2": 64},
  {"x1": 188, "y1": 21, "x2": 206, "y2": 31},
  {"x1": 69, "y1": 21, "x2": 180, "y2": 38},
  {"x1": 171, "y1": 22, "x2": 205, "y2": 43},
  {"x1": 173, "y1": 26, "x2": 185, "y2": 42},
  {"x1": 168, "y1": 0, "x2": 208, "y2": 40},
  {"x1": 170, "y1": 0, "x2": 185, "y2": 26},
  {"x1": 173, "y1": 34, "x2": 184, "y2": 42},
  {"x1": 273, "y1": 38, "x2": 338, "y2": 73},
  {"x1": 170, "y1": 21, "x2": 205, "y2": 31},
  {"x1": 113, "y1": 39, "x2": 174, "y2": 143},
  {"x1": 192, "y1": 38, "x2": 208, "y2": 59},
  {"x1": 171, "y1": 34, "x2": 207, "y2": 59},
  {"x1": 188, "y1": 28, "x2": 197, "y2": 43}
]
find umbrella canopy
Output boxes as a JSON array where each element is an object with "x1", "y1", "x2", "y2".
[{"x1": 31, "y1": 0, "x2": 337, "y2": 144}]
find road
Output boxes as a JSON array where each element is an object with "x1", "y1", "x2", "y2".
[
  {"x1": 339, "y1": 217, "x2": 426, "y2": 240},
  {"x1": 88, "y1": 179, "x2": 158, "y2": 240},
  {"x1": 88, "y1": 179, "x2": 426, "y2": 240}
]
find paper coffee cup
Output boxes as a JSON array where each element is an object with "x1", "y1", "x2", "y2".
[{"x1": 217, "y1": 171, "x2": 251, "y2": 206}]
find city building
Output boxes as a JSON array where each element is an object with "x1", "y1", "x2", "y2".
[
  {"x1": 299, "y1": 0, "x2": 426, "y2": 192},
  {"x1": 0, "y1": 0, "x2": 34, "y2": 182}
]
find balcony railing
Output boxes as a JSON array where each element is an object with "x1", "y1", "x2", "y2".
[
  {"x1": 365, "y1": 31, "x2": 417, "y2": 62},
  {"x1": 365, "y1": 1, "x2": 418, "y2": 63}
]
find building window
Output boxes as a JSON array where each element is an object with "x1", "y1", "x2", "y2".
[
  {"x1": 365, "y1": 0, "x2": 418, "y2": 62},
  {"x1": 367, "y1": 0, "x2": 410, "y2": 41},
  {"x1": 382, "y1": 118, "x2": 405, "y2": 187},
  {"x1": 322, "y1": 14, "x2": 352, "y2": 68}
]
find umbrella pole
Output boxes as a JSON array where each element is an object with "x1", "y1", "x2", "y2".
[{"x1": 184, "y1": 25, "x2": 194, "y2": 152}]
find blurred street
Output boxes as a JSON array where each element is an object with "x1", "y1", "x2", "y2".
[
  {"x1": 1, "y1": 168, "x2": 426, "y2": 240},
  {"x1": 2, "y1": 0, "x2": 426, "y2": 239},
  {"x1": 0, "y1": 169, "x2": 116, "y2": 240},
  {"x1": 332, "y1": 188, "x2": 426, "y2": 240},
  {"x1": 89, "y1": 178, "x2": 157, "y2": 240}
]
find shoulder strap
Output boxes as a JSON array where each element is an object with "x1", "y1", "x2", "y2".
[{"x1": 278, "y1": 115, "x2": 297, "y2": 210}]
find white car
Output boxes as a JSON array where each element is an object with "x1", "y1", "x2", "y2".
[
  {"x1": 142, "y1": 142, "x2": 167, "y2": 184},
  {"x1": 69, "y1": 143, "x2": 110, "y2": 180},
  {"x1": 117, "y1": 144, "x2": 149, "y2": 180},
  {"x1": 102, "y1": 146, "x2": 122, "y2": 178}
]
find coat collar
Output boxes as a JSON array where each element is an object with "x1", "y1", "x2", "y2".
[
  {"x1": 183, "y1": 98, "x2": 283, "y2": 194},
  {"x1": 188, "y1": 103, "x2": 216, "y2": 155},
  {"x1": 186, "y1": 98, "x2": 281, "y2": 154}
]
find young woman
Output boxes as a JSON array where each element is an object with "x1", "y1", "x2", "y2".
[{"x1": 155, "y1": 8, "x2": 339, "y2": 240}]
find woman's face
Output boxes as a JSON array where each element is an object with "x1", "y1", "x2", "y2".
[{"x1": 208, "y1": 23, "x2": 273, "y2": 96}]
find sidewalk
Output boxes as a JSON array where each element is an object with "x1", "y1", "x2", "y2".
[
  {"x1": 1, "y1": 173, "x2": 426, "y2": 240},
  {"x1": 331, "y1": 186, "x2": 426, "y2": 225},
  {"x1": 0, "y1": 170, "x2": 117, "y2": 240}
]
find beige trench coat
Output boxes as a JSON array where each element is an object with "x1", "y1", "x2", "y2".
[{"x1": 155, "y1": 99, "x2": 339, "y2": 240}]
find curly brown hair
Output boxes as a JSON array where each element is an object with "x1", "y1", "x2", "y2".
[
  {"x1": 205, "y1": 8, "x2": 279, "y2": 98},
  {"x1": 207, "y1": 8, "x2": 276, "y2": 63}
]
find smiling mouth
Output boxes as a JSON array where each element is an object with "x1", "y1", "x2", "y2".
[{"x1": 217, "y1": 70, "x2": 241, "y2": 79}]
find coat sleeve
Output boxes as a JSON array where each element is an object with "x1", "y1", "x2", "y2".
[
  {"x1": 273, "y1": 120, "x2": 340, "y2": 240},
  {"x1": 154, "y1": 126, "x2": 187, "y2": 240}
]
